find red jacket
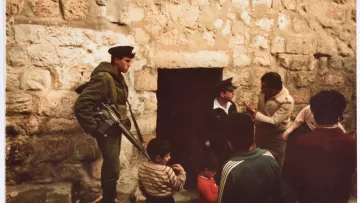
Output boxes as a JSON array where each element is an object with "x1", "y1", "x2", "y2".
[{"x1": 197, "y1": 175, "x2": 218, "y2": 203}]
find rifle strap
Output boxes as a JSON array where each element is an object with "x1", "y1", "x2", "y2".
[{"x1": 126, "y1": 100, "x2": 144, "y2": 143}]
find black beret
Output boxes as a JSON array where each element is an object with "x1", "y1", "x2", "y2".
[
  {"x1": 108, "y1": 46, "x2": 136, "y2": 58},
  {"x1": 214, "y1": 77, "x2": 237, "y2": 91}
]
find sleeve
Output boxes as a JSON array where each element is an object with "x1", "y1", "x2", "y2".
[
  {"x1": 165, "y1": 167, "x2": 186, "y2": 191},
  {"x1": 283, "y1": 106, "x2": 307, "y2": 137},
  {"x1": 198, "y1": 181, "x2": 218, "y2": 203},
  {"x1": 218, "y1": 172, "x2": 235, "y2": 203},
  {"x1": 338, "y1": 122, "x2": 346, "y2": 133},
  {"x1": 74, "y1": 74, "x2": 109, "y2": 134},
  {"x1": 255, "y1": 102, "x2": 294, "y2": 125}
]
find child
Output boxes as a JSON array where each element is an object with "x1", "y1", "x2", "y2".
[
  {"x1": 197, "y1": 154, "x2": 219, "y2": 203},
  {"x1": 138, "y1": 138, "x2": 186, "y2": 203}
]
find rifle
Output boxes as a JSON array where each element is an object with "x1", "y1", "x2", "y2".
[
  {"x1": 95, "y1": 103, "x2": 150, "y2": 160},
  {"x1": 127, "y1": 100, "x2": 144, "y2": 144}
]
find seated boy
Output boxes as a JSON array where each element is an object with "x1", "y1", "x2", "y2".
[
  {"x1": 197, "y1": 153, "x2": 219, "y2": 203},
  {"x1": 138, "y1": 138, "x2": 186, "y2": 203},
  {"x1": 218, "y1": 113, "x2": 283, "y2": 203}
]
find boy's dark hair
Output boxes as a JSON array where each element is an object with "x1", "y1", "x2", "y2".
[
  {"x1": 310, "y1": 90, "x2": 347, "y2": 125},
  {"x1": 199, "y1": 153, "x2": 218, "y2": 171},
  {"x1": 261, "y1": 72, "x2": 282, "y2": 90},
  {"x1": 224, "y1": 113, "x2": 254, "y2": 151},
  {"x1": 146, "y1": 138, "x2": 171, "y2": 161}
]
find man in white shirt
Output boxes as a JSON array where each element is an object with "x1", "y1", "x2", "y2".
[{"x1": 244, "y1": 72, "x2": 294, "y2": 166}]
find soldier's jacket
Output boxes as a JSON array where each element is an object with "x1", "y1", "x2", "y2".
[{"x1": 74, "y1": 62, "x2": 130, "y2": 135}]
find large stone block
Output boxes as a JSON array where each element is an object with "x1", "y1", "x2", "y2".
[
  {"x1": 45, "y1": 118, "x2": 78, "y2": 133},
  {"x1": 61, "y1": 0, "x2": 89, "y2": 20},
  {"x1": 44, "y1": 26, "x2": 85, "y2": 47},
  {"x1": 52, "y1": 65, "x2": 92, "y2": 90},
  {"x1": 343, "y1": 56, "x2": 356, "y2": 72},
  {"x1": 119, "y1": 3, "x2": 144, "y2": 24},
  {"x1": 20, "y1": 68, "x2": 51, "y2": 91},
  {"x1": 37, "y1": 91, "x2": 78, "y2": 118},
  {"x1": 290, "y1": 55, "x2": 311, "y2": 71},
  {"x1": 136, "y1": 114, "x2": 156, "y2": 134},
  {"x1": 54, "y1": 164, "x2": 88, "y2": 182},
  {"x1": 57, "y1": 47, "x2": 88, "y2": 67},
  {"x1": 6, "y1": 70, "x2": 21, "y2": 92},
  {"x1": 255, "y1": 18, "x2": 274, "y2": 31},
  {"x1": 241, "y1": 10, "x2": 252, "y2": 26},
  {"x1": 232, "y1": 0, "x2": 250, "y2": 8},
  {"x1": 286, "y1": 37, "x2": 316, "y2": 55},
  {"x1": 271, "y1": 36, "x2": 285, "y2": 53},
  {"x1": 6, "y1": 140, "x2": 33, "y2": 165},
  {"x1": 6, "y1": 93, "x2": 33, "y2": 114},
  {"x1": 316, "y1": 34, "x2": 338, "y2": 56},
  {"x1": 251, "y1": 35, "x2": 269, "y2": 51},
  {"x1": 14, "y1": 24, "x2": 46, "y2": 44},
  {"x1": 323, "y1": 73, "x2": 345, "y2": 86},
  {"x1": 6, "y1": 0, "x2": 24, "y2": 15},
  {"x1": 6, "y1": 115, "x2": 39, "y2": 136},
  {"x1": 29, "y1": 0, "x2": 61, "y2": 17},
  {"x1": 277, "y1": 54, "x2": 291, "y2": 69},
  {"x1": 291, "y1": 88, "x2": 311, "y2": 104},
  {"x1": 277, "y1": 14, "x2": 291, "y2": 31},
  {"x1": 252, "y1": 0, "x2": 272, "y2": 8},
  {"x1": 294, "y1": 72, "x2": 316, "y2": 87},
  {"x1": 35, "y1": 137, "x2": 72, "y2": 162},
  {"x1": 27, "y1": 44, "x2": 61, "y2": 67},
  {"x1": 229, "y1": 34, "x2": 249, "y2": 47},
  {"x1": 6, "y1": 44, "x2": 28, "y2": 67},
  {"x1": 152, "y1": 51, "x2": 229, "y2": 68},
  {"x1": 233, "y1": 50, "x2": 251, "y2": 68},
  {"x1": 73, "y1": 136, "x2": 99, "y2": 161},
  {"x1": 134, "y1": 67, "x2": 157, "y2": 91},
  {"x1": 336, "y1": 38, "x2": 354, "y2": 57},
  {"x1": 326, "y1": 5, "x2": 346, "y2": 21},
  {"x1": 253, "y1": 52, "x2": 271, "y2": 67},
  {"x1": 328, "y1": 55, "x2": 343, "y2": 70},
  {"x1": 226, "y1": 68, "x2": 252, "y2": 87},
  {"x1": 6, "y1": 183, "x2": 72, "y2": 203},
  {"x1": 133, "y1": 28, "x2": 150, "y2": 44}
]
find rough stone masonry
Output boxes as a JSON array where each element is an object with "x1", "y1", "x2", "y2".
[{"x1": 5, "y1": 0, "x2": 356, "y2": 202}]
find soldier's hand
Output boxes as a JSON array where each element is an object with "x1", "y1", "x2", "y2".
[
  {"x1": 172, "y1": 164, "x2": 185, "y2": 173},
  {"x1": 104, "y1": 133, "x2": 108, "y2": 137}
]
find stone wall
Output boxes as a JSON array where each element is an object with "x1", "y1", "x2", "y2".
[{"x1": 5, "y1": 0, "x2": 356, "y2": 202}]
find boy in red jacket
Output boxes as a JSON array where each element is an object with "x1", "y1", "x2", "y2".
[{"x1": 197, "y1": 154, "x2": 219, "y2": 203}]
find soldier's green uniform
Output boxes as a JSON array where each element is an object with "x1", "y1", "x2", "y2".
[{"x1": 74, "y1": 46, "x2": 134, "y2": 203}]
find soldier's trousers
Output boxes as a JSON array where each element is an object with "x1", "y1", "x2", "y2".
[{"x1": 95, "y1": 133, "x2": 122, "y2": 203}]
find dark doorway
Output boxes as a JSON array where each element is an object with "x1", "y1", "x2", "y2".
[{"x1": 156, "y1": 68, "x2": 222, "y2": 189}]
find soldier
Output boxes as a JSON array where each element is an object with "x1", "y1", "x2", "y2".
[
  {"x1": 203, "y1": 77, "x2": 238, "y2": 184},
  {"x1": 74, "y1": 46, "x2": 135, "y2": 203}
]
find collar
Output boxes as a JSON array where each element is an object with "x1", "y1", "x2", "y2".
[
  {"x1": 316, "y1": 124, "x2": 339, "y2": 129},
  {"x1": 230, "y1": 148, "x2": 268, "y2": 161},
  {"x1": 260, "y1": 86, "x2": 290, "y2": 103},
  {"x1": 213, "y1": 98, "x2": 232, "y2": 113}
]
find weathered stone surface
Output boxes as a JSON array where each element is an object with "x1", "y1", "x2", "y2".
[
  {"x1": 290, "y1": 55, "x2": 310, "y2": 71},
  {"x1": 316, "y1": 34, "x2": 338, "y2": 56},
  {"x1": 293, "y1": 17, "x2": 310, "y2": 33},
  {"x1": 232, "y1": 0, "x2": 249, "y2": 8},
  {"x1": 6, "y1": 93, "x2": 33, "y2": 114},
  {"x1": 229, "y1": 34, "x2": 248, "y2": 47},
  {"x1": 35, "y1": 138, "x2": 72, "y2": 162},
  {"x1": 233, "y1": 49, "x2": 251, "y2": 67},
  {"x1": 343, "y1": 57, "x2": 356, "y2": 72},
  {"x1": 252, "y1": 0, "x2": 272, "y2": 8},
  {"x1": 277, "y1": 14, "x2": 291, "y2": 31},
  {"x1": 294, "y1": 72, "x2": 316, "y2": 87},
  {"x1": 221, "y1": 20, "x2": 231, "y2": 36},
  {"x1": 54, "y1": 164, "x2": 88, "y2": 182},
  {"x1": 6, "y1": 0, "x2": 24, "y2": 15},
  {"x1": 190, "y1": 0, "x2": 209, "y2": 5},
  {"x1": 6, "y1": 141, "x2": 33, "y2": 165},
  {"x1": 336, "y1": 38, "x2": 354, "y2": 56},
  {"x1": 73, "y1": 136, "x2": 99, "y2": 161},
  {"x1": 91, "y1": 158, "x2": 102, "y2": 180},
  {"x1": 326, "y1": 5, "x2": 346, "y2": 21},
  {"x1": 333, "y1": 0, "x2": 347, "y2": 3},
  {"x1": 27, "y1": 44, "x2": 61, "y2": 67},
  {"x1": 120, "y1": 3, "x2": 144, "y2": 24},
  {"x1": 351, "y1": 9, "x2": 356, "y2": 22},
  {"x1": 228, "y1": 69, "x2": 252, "y2": 86},
  {"x1": 6, "y1": 183, "x2": 72, "y2": 203},
  {"x1": 241, "y1": 10, "x2": 252, "y2": 26},
  {"x1": 46, "y1": 118, "x2": 78, "y2": 133},
  {"x1": 6, "y1": 44, "x2": 28, "y2": 67},
  {"x1": 20, "y1": 69, "x2": 51, "y2": 91},
  {"x1": 37, "y1": 91, "x2": 78, "y2": 118},
  {"x1": 6, "y1": 115, "x2": 39, "y2": 136},
  {"x1": 271, "y1": 36, "x2": 285, "y2": 53},
  {"x1": 133, "y1": 28, "x2": 150, "y2": 44},
  {"x1": 14, "y1": 24, "x2": 46, "y2": 44},
  {"x1": 286, "y1": 37, "x2": 317, "y2": 54},
  {"x1": 255, "y1": 18, "x2": 274, "y2": 31},
  {"x1": 152, "y1": 51, "x2": 229, "y2": 68},
  {"x1": 29, "y1": 0, "x2": 61, "y2": 17},
  {"x1": 118, "y1": 166, "x2": 138, "y2": 194},
  {"x1": 283, "y1": 0, "x2": 296, "y2": 10},
  {"x1": 61, "y1": 0, "x2": 89, "y2": 20},
  {"x1": 291, "y1": 88, "x2": 311, "y2": 104},
  {"x1": 136, "y1": 114, "x2": 156, "y2": 134},
  {"x1": 134, "y1": 67, "x2": 157, "y2": 91},
  {"x1": 96, "y1": 0, "x2": 106, "y2": 6},
  {"x1": 329, "y1": 56, "x2": 343, "y2": 70},
  {"x1": 277, "y1": 54, "x2": 291, "y2": 69},
  {"x1": 52, "y1": 65, "x2": 91, "y2": 90},
  {"x1": 6, "y1": 70, "x2": 21, "y2": 92},
  {"x1": 253, "y1": 52, "x2": 271, "y2": 67},
  {"x1": 251, "y1": 35, "x2": 269, "y2": 50},
  {"x1": 323, "y1": 73, "x2": 345, "y2": 86}
]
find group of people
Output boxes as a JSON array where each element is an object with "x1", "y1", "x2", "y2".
[{"x1": 74, "y1": 45, "x2": 356, "y2": 203}]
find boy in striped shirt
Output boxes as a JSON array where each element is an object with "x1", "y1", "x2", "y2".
[{"x1": 138, "y1": 138, "x2": 186, "y2": 203}]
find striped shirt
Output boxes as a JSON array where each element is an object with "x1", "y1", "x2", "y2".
[{"x1": 138, "y1": 161, "x2": 186, "y2": 197}]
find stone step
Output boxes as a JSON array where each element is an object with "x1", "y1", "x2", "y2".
[{"x1": 6, "y1": 182, "x2": 72, "y2": 203}]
